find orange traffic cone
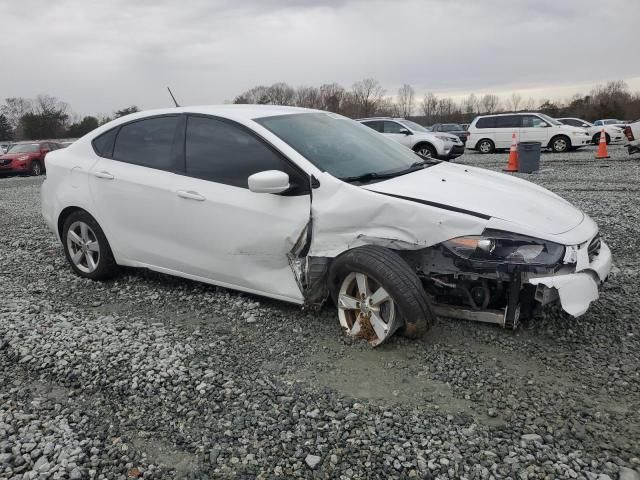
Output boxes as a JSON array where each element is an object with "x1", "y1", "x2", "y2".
[
  {"x1": 595, "y1": 128, "x2": 610, "y2": 159},
  {"x1": 503, "y1": 131, "x2": 519, "y2": 172}
]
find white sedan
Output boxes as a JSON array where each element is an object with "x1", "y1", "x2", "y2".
[
  {"x1": 557, "y1": 117, "x2": 625, "y2": 144},
  {"x1": 42, "y1": 106, "x2": 612, "y2": 346}
]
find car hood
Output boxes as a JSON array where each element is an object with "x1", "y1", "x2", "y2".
[
  {"x1": 364, "y1": 162, "x2": 584, "y2": 236},
  {"x1": 0, "y1": 154, "x2": 24, "y2": 160},
  {"x1": 557, "y1": 124, "x2": 587, "y2": 134}
]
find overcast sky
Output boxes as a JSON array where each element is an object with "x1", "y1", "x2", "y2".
[{"x1": 2, "y1": 0, "x2": 639, "y2": 116}]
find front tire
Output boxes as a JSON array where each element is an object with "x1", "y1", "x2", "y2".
[
  {"x1": 476, "y1": 139, "x2": 495, "y2": 154},
  {"x1": 329, "y1": 245, "x2": 433, "y2": 347},
  {"x1": 413, "y1": 143, "x2": 437, "y2": 159},
  {"x1": 62, "y1": 211, "x2": 118, "y2": 280},
  {"x1": 550, "y1": 135, "x2": 570, "y2": 153},
  {"x1": 30, "y1": 160, "x2": 43, "y2": 176},
  {"x1": 592, "y1": 132, "x2": 611, "y2": 145}
]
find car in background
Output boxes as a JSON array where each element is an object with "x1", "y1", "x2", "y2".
[
  {"x1": 467, "y1": 113, "x2": 592, "y2": 153},
  {"x1": 0, "y1": 141, "x2": 62, "y2": 176},
  {"x1": 358, "y1": 117, "x2": 464, "y2": 160},
  {"x1": 593, "y1": 119, "x2": 628, "y2": 128},
  {"x1": 430, "y1": 123, "x2": 469, "y2": 143},
  {"x1": 623, "y1": 120, "x2": 640, "y2": 155},
  {"x1": 461, "y1": 123, "x2": 470, "y2": 131},
  {"x1": 557, "y1": 117, "x2": 625, "y2": 145},
  {"x1": 0, "y1": 142, "x2": 11, "y2": 153},
  {"x1": 41, "y1": 105, "x2": 611, "y2": 347},
  {"x1": 60, "y1": 140, "x2": 76, "y2": 148}
]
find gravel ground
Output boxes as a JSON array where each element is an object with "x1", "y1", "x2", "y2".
[{"x1": 0, "y1": 144, "x2": 639, "y2": 479}]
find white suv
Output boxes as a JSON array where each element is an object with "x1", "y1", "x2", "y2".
[
  {"x1": 467, "y1": 113, "x2": 592, "y2": 154},
  {"x1": 358, "y1": 117, "x2": 464, "y2": 160}
]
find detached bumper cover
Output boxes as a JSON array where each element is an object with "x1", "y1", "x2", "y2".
[{"x1": 528, "y1": 241, "x2": 612, "y2": 317}]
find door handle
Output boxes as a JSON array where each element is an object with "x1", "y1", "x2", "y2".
[
  {"x1": 176, "y1": 190, "x2": 205, "y2": 201},
  {"x1": 94, "y1": 170, "x2": 114, "y2": 180}
]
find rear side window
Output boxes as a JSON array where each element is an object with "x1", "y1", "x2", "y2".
[
  {"x1": 92, "y1": 128, "x2": 119, "y2": 158},
  {"x1": 495, "y1": 115, "x2": 521, "y2": 128},
  {"x1": 361, "y1": 121, "x2": 383, "y2": 132},
  {"x1": 475, "y1": 117, "x2": 495, "y2": 128},
  {"x1": 113, "y1": 116, "x2": 180, "y2": 170},
  {"x1": 185, "y1": 115, "x2": 305, "y2": 190}
]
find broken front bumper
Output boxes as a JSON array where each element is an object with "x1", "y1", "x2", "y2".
[{"x1": 527, "y1": 240, "x2": 612, "y2": 317}]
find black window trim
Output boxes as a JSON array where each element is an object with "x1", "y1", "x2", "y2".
[
  {"x1": 91, "y1": 113, "x2": 185, "y2": 174},
  {"x1": 181, "y1": 113, "x2": 312, "y2": 196}
]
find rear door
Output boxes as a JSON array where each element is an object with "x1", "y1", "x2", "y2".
[
  {"x1": 88, "y1": 115, "x2": 185, "y2": 269},
  {"x1": 519, "y1": 114, "x2": 550, "y2": 144},
  {"x1": 170, "y1": 114, "x2": 311, "y2": 301},
  {"x1": 494, "y1": 115, "x2": 521, "y2": 148}
]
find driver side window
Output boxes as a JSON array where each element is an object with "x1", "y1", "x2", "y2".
[
  {"x1": 522, "y1": 116, "x2": 548, "y2": 128},
  {"x1": 185, "y1": 115, "x2": 307, "y2": 192},
  {"x1": 383, "y1": 121, "x2": 404, "y2": 134}
]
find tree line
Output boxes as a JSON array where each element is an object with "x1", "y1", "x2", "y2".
[
  {"x1": 232, "y1": 79, "x2": 640, "y2": 125},
  {"x1": 0, "y1": 97, "x2": 139, "y2": 141},
  {"x1": 2, "y1": 79, "x2": 638, "y2": 141}
]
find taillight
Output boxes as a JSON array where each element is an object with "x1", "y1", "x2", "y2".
[{"x1": 624, "y1": 126, "x2": 634, "y2": 141}]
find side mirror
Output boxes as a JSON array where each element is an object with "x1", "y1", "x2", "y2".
[
  {"x1": 41, "y1": 148, "x2": 50, "y2": 154},
  {"x1": 248, "y1": 170, "x2": 290, "y2": 194},
  {"x1": 399, "y1": 128, "x2": 411, "y2": 135},
  {"x1": 582, "y1": 123, "x2": 589, "y2": 127}
]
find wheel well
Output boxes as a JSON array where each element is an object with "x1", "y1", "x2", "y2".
[
  {"x1": 475, "y1": 138, "x2": 494, "y2": 150},
  {"x1": 412, "y1": 141, "x2": 435, "y2": 152},
  {"x1": 57, "y1": 206, "x2": 84, "y2": 240},
  {"x1": 549, "y1": 134, "x2": 571, "y2": 149}
]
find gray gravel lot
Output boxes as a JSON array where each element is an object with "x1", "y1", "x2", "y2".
[{"x1": 1, "y1": 144, "x2": 639, "y2": 479}]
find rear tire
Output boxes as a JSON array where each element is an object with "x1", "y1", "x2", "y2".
[
  {"x1": 476, "y1": 139, "x2": 494, "y2": 154},
  {"x1": 62, "y1": 210, "x2": 118, "y2": 281},
  {"x1": 329, "y1": 245, "x2": 433, "y2": 346}
]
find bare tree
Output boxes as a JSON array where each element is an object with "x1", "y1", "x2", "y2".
[
  {"x1": 397, "y1": 84, "x2": 415, "y2": 117},
  {"x1": 295, "y1": 86, "x2": 321, "y2": 109},
  {"x1": 351, "y1": 78, "x2": 385, "y2": 117},
  {"x1": 462, "y1": 93, "x2": 479, "y2": 117},
  {"x1": 523, "y1": 97, "x2": 536, "y2": 111},
  {"x1": 480, "y1": 94, "x2": 500, "y2": 113},
  {"x1": 420, "y1": 92, "x2": 438, "y2": 123},
  {"x1": 266, "y1": 83, "x2": 296, "y2": 106},
  {"x1": 1, "y1": 97, "x2": 34, "y2": 130},
  {"x1": 319, "y1": 83, "x2": 346, "y2": 113},
  {"x1": 508, "y1": 92, "x2": 522, "y2": 112}
]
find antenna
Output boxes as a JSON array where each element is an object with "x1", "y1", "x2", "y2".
[{"x1": 167, "y1": 87, "x2": 180, "y2": 107}]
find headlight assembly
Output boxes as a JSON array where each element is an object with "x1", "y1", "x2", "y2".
[
  {"x1": 443, "y1": 231, "x2": 565, "y2": 266},
  {"x1": 435, "y1": 135, "x2": 454, "y2": 142}
]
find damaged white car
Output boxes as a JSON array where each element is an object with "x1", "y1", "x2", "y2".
[{"x1": 41, "y1": 106, "x2": 612, "y2": 346}]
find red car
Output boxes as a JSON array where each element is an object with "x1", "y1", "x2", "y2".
[{"x1": 0, "y1": 141, "x2": 62, "y2": 176}]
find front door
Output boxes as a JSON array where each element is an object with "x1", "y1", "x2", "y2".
[
  {"x1": 519, "y1": 115, "x2": 551, "y2": 144},
  {"x1": 382, "y1": 121, "x2": 414, "y2": 147},
  {"x1": 171, "y1": 115, "x2": 311, "y2": 302}
]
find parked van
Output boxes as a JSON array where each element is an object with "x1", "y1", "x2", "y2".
[{"x1": 467, "y1": 113, "x2": 592, "y2": 154}]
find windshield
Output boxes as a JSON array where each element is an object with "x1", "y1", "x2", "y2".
[
  {"x1": 6, "y1": 143, "x2": 39, "y2": 153},
  {"x1": 256, "y1": 113, "x2": 427, "y2": 180},
  {"x1": 399, "y1": 120, "x2": 429, "y2": 132},
  {"x1": 538, "y1": 113, "x2": 561, "y2": 126}
]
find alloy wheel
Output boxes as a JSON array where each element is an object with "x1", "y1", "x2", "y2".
[
  {"x1": 66, "y1": 221, "x2": 101, "y2": 274},
  {"x1": 337, "y1": 272, "x2": 399, "y2": 347}
]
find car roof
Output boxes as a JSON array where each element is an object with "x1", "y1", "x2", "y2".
[
  {"x1": 356, "y1": 117, "x2": 405, "y2": 121},
  {"x1": 120, "y1": 104, "x2": 320, "y2": 122},
  {"x1": 475, "y1": 112, "x2": 540, "y2": 118}
]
